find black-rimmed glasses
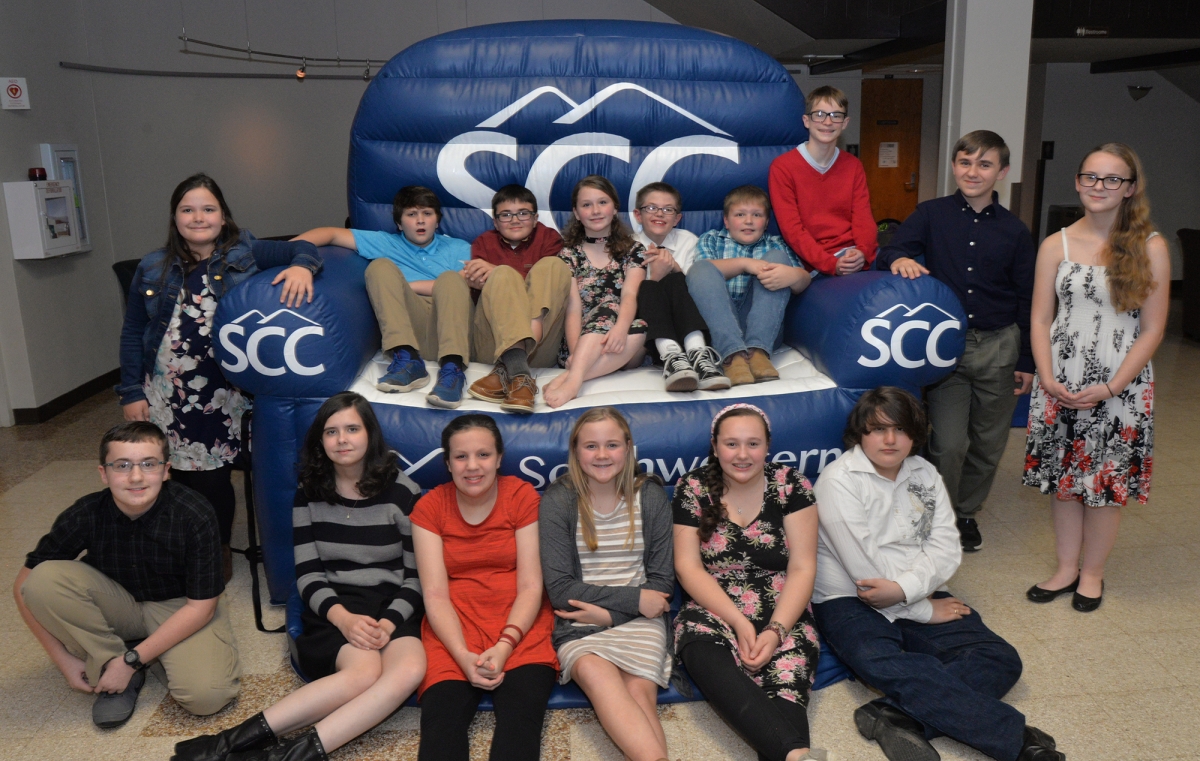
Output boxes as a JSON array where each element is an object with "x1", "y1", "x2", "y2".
[
  {"x1": 807, "y1": 110, "x2": 847, "y2": 123},
  {"x1": 104, "y1": 459, "x2": 166, "y2": 474},
  {"x1": 1077, "y1": 173, "x2": 1132, "y2": 190},
  {"x1": 638, "y1": 204, "x2": 679, "y2": 217},
  {"x1": 495, "y1": 210, "x2": 535, "y2": 222}
]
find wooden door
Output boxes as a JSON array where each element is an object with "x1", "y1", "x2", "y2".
[{"x1": 860, "y1": 78, "x2": 923, "y2": 223}]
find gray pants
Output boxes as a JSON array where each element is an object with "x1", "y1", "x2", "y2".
[{"x1": 926, "y1": 324, "x2": 1021, "y2": 519}]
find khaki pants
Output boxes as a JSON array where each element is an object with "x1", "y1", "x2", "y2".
[
  {"x1": 21, "y1": 560, "x2": 241, "y2": 716},
  {"x1": 926, "y1": 323, "x2": 1022, "y2": 518},
  {"x1": 472, "y1": 257, "x2": 571, "y2": 368},
  {"x1": 364, "y1": 259, "x2": 472, "y2": 361}
]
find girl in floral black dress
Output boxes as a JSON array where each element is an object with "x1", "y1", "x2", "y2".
[{"x1": 673, "y1": 404, "x2": 823, "y2": 761}]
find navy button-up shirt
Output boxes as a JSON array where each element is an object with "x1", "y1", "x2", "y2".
[{"x1": 876, "y1": 191, "x2": 1036, "y2": 373}]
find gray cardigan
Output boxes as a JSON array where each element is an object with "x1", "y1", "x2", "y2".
[{"x1": 538, "y1": 478, "x2": 675, "y2": 649}]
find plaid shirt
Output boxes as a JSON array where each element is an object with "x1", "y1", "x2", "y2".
[
  {"x1": 694, "y1": 228, "x2": 801, "y2": 300},
  {"x1": 25, "y1": 481, "x2": 224, "y2": 602}
]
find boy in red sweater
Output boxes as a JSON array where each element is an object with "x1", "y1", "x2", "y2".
[{"x1": 769, "y1": 85, "x2": 878, "y2": 276}]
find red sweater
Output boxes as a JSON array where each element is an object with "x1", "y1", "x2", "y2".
[{"x1": 768, "y1": 148, "x2": 878, "y2": 275}]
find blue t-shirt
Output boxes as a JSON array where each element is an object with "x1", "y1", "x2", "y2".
[{"x1": 353, "y1": 230, "x2": 471, "y2": 282}]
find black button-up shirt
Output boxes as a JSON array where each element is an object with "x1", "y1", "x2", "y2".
[
  {"x1": 26, "y1": 481, "x2": 224, "y2": 602},
  {"x1": 876, "y1": 190, "x2": 1036, "y2": 373}
]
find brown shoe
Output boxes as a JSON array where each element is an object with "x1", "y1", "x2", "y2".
[
  {"x1": 747, "y1": 348, "x2": 779, "y2": 382},
  {"x1": 468, "y1": 364, "x2": 509, "y2": 403},
  {"x1": 723, "y1": 352, "x2": 755, "y2": 387},
  {"x1": 500, "y1": 374, "x2": 537, "y2": 414}
]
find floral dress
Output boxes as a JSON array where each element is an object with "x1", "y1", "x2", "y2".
[
  {"x1": 557, "y1": 243, "x2": 648, "y2": 367},
  {"x1": 144, "y1": 266, "x2": 249, "y2": 471},
  {"x1": 672, "y1": 463, "x2": 821, "y2": 705},
  {"x1": 1023, "y1": 229, "x2": 1156, "y2": 506}
]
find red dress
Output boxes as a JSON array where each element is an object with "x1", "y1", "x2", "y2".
[{"x1": 411, "y1": 475, "x2": 558, "y2": 694}]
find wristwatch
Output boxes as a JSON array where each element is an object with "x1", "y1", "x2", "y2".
[{"x1": 123, "y1": 649, "x2": 146, "y2": 671}]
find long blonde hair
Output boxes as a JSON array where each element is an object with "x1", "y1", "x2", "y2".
[
  {"x1": 564, "y1": 407, "x2": 647, "y2": 552},
  {"x1": 1080, "y1": 143, "x2": 1157, "y2": 312}
]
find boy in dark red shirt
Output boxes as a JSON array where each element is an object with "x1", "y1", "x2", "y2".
[
  {"x1": 463, "y1": 185, "x2": 571, "y2": 413},
  {"x1": 769, "y1": 85, "x2": 878, "y2": 276}
]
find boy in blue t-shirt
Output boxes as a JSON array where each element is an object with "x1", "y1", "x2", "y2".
[
  {"x1": 295, "y1": 186, "x2": 472, "y2": 407},
  {"x1": 686, "y1": 185, "x2": 812, "y2": 386}
]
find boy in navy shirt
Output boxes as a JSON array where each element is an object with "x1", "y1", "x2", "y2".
[{"x1": 876, "y1": 131, "x2": 1036, "y2": 552}]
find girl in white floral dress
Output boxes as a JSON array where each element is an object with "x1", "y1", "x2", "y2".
[
  {"x1": 1024, "y1": 143, "x2": 1170, "y2": 611},
  {"x1": 673, "y1": 404, "x2": 822, "y2": 761},
  {"x1": 118, "y1": 174, "x2": 320, "y2": 579}
]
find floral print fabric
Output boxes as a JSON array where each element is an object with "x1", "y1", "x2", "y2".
[
  {"x1": 672, "y1": 463, "x2": 821, "y2": 704},
  {"x1": 144, "y1": 266, "x2": 248, "y2": 471},
  {"x1": 1024, "y1": 242, "x2": 1154, "y2": 506},
  {"x1": 557, "y1": 244, "x2": 648, "y2": 367}
]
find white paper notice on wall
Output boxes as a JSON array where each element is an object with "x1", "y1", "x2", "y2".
[
  {"x1": 2, "y1": 78, "x2": 30, "y2": 110},
  {"x1": 878, "y1": 142, "x2": 899, "y2": 168}
]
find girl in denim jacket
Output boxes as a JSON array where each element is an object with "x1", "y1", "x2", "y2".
[{"x1": 117, "y1": 174, "x2": 321, "y2": 578}]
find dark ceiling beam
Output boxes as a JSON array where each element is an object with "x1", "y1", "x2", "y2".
[
  {"x1": 807, "y1": 1, "x2": 945, "y2": 74},
  {"x1": 752, "y1": 0, "x2": 943, "y2": 40},
  {"x1": 1090, "y1": 46, "x2": 1200, "y2": 73},
  {"x1": 1033, "y1": 0, "x2": 1200, "y2": 39}
]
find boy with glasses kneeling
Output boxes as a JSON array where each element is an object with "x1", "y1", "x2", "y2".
[{"x1": 13, "y1": 422, "x2": 239, "y2": 728}]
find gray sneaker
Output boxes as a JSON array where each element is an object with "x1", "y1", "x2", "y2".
[
  {"x1": 662, "y1": 351, "x2": 698, "y2": 392},
  {"x1": 93, "y1": 667, "x2": 145, "y2": 728}
]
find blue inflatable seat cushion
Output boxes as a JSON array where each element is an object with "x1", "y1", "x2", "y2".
[{"x1": 286, "y1": 587, "x2": 853, "y2": 711}]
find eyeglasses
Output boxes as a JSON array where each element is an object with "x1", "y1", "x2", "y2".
[
  {"x1": 495, "y1": 210, "x2": 534, "y2": 222},
  {"x1": 638, "y1": 204, "x2": 679, "y2": 217},
  {"x1": 1077, "y1": 173, "x2": 1132, "y2": 190},
  {"x1": 104, "y1": 459, "x2": 166, "y2": 474},
  {"x1": 807, "y1": 110, "x2": 847, "y2": 123}
]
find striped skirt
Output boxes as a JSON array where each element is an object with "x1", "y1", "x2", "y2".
[{"x1": 557, "y1": 616, "x2": 673, "y2": 688}]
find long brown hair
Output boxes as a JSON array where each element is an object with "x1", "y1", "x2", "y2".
[
  {"x1": 298, "y1": 392, "x2": 399, "y2": 504},
  {"x1": 562, "y1": 407, "x2": 647, "y2": 552},
  {"x1": 1079, "y1": 143, "x2": 1157, "y2": 313},
  {"x1": 161, "y1": 174, "x2": 241, "y2": 287},
  {"x1": 698, "y1": 406, "x2": 771, "y2": 542},
  {"x1": 561, "y1": 175, "x2": 641, "y2": 260}
]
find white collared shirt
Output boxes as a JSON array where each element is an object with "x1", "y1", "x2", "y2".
[
  {"x1": 635, "y1": 227, "x2": 701, "y2": 274},
  {"x1": 813, "y1": 445, "x2": 962, "y2": 623},
  {"x1": 799, "y1": 141, "x2": 839, "y2": 174}
]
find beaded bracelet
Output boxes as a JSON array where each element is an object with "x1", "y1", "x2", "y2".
[
  {"x1": 764, "y1": 621, "x2": 788, "y2": 643},
  {"x1": 497, "y1": 633, "x2": 519, "y2": 649}
]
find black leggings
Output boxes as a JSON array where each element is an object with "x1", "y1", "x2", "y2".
[
  {"x1": 636, "y1": 271, "x2": 709, "y2": 363},
  {"x1": 170, "y1": 465, "x2": 236, "y2": 544},
  {"x1": 680, "y1": 641, "x2": 811, "y2": 761},
  {"x1": 418, "y1": 664, "x2": 556, "y2": 761}
]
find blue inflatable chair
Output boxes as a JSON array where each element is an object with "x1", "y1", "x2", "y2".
[{"x1": 213, "y1": 20, "x2": 968, "y2": 710}]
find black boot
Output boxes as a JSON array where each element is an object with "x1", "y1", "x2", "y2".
[
  {"x1": 1017, "y1": 725, "x2": 1065, "y2": 760},
  {"x1": 172, "y1": 712, "x2": 277, "y2": 761},
  {"x1": 229, "y1": 728, "x2": 329, "y2": 761}
]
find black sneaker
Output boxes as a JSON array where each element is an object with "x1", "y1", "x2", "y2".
[
  {"x1": 957, "y1": 517, "x2": 982, "y2": 552},
  {"x1": 688, "y1": 346, "x2": 731, "y2": 391},
  {"x1": 662, "y1": 351, "x2": 698, "y2": 392}
]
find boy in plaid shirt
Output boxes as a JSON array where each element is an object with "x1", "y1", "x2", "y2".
[{"x1": 685, "y1": 185, "x2": 812, "y2": 385}]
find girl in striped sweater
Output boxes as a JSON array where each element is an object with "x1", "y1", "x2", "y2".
[{"x1": 172, "y1": 392, "x2": 425, "y2": 761}]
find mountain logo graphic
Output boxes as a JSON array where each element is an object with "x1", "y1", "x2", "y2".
[
  {"x1": 219, "y1": 309, "x2": 326, "y2": 377},
  {"x1": 857, "y1": 303, "x2": 963, "y2": 370},
  {"x1": 436, "y1": 83, "x2": 740, "y2": 231}
]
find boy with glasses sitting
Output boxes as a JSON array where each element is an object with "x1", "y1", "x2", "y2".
[
  {"x1": 12, "y1": 422, "x2": 239, "y2": 728},
  {"x1": 632, "y1": 181, "x2": 730, "y2": 391},
  {"x1": 463, "y1": 184, "x2": 572, "y2": 413},
  {"x1": 769, "y1": 85, "x2": 878, "y2": 276}
]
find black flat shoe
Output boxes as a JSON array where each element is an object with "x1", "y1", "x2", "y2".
[
  {"x1": 1025, "y1": 577, "x2": 1079, "y2": 603},
  {"x1": 1072, "y1": 581, "x2": 1104, "y2": 612}
]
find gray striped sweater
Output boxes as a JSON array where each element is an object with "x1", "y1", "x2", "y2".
[{"x1": 292, "y1": 473, "x2": 423, "y2": 627}]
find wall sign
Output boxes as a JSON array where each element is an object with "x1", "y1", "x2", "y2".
[
  {"x1": 878, "y1": 141, "x2": 899, "y2": 168},
  {"x1": 3, "y1": 78, "x2": 30, "y2": 109}
]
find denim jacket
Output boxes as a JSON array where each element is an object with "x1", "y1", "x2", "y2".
[{"x1": 116, "y1": 230, "x2": 322, "y2": 405}]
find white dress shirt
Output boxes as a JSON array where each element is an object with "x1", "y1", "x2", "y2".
[
  {"x1": 813, "y1": 445, "x2": 962, "y2": 623},
  {"x1": 635, "y1": 227, "x2": 701, "y2": 275}
]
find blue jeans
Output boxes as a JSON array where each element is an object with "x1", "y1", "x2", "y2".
[
  {"x1": 685, "y1": 247, "x2": 793, "y2": 361},
  {"x1": 812, "y1": 594, "x2": 1025, "y2": 761}
]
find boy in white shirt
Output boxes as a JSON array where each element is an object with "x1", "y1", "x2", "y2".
[
  {"x1": 632, "y1": 182, "x2": 729, "y2": 391},
  {"x1": 812, "y1": 388, "x2": 1064, "y2": 761}
]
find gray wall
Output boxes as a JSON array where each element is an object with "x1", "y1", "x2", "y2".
[
  {"x1": 1038, "y1": 63, "x2": 1200, "y2": 277},
  {"x1": 0, "y1": 0, "x2": 676, "y2": 422}
]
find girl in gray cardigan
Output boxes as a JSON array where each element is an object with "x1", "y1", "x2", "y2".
[{"x1": 538, "y1": 407, "x2": 675, "y2": 761}]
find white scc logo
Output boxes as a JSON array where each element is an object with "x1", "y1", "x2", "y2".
[
  {"x1": 219, "y1": 309, "x2": 325, "y2": 376},
  {"x1": 857, "y1": 303, "x2": 961, "y2": 369},
  {"x1": 436, "y1": 83, "x2": 739, "y2": 232}
]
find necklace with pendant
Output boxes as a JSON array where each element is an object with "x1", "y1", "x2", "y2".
[{"x1": 584, "y1": 235, "x2": 608, "y2": 244}]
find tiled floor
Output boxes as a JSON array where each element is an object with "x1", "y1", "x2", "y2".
[{"x1": 2, "y1": 306, "x2": 1198, "y2": 760}]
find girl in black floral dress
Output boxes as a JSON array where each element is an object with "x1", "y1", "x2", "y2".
[
  {"x1": 673, "y1": 403, "x2": 823, "y2": 761},
  {"x1": 544, "y1": 175, "x2": 647, "y2": 408}
]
